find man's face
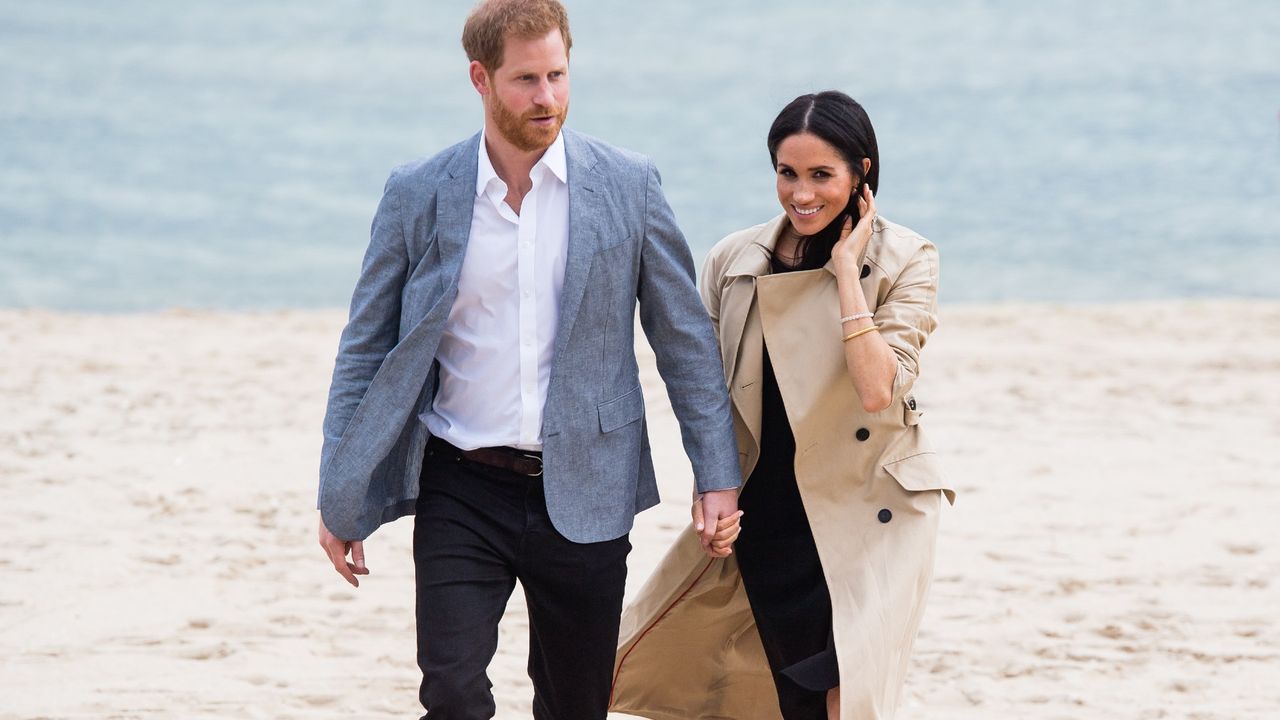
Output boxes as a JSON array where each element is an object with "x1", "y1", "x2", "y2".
[{"x1": 477, "y1": 29, "x2": 570, "y2": 153}]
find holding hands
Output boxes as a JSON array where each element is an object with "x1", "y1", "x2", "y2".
[{"x1": 692, "y1": 489, "x2": 744, "y2": 558}]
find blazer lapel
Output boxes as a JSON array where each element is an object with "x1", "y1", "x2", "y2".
[
  {"x1": 550, "y1": 130, "x2": 602, "y2": 365},
  {"x1": 434, "y1": 132, "x2": 482, "y2": 284}
]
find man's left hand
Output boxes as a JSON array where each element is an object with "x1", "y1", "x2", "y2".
[{"x1": 693, "y1": 489, "x2": 741, "y2": 557}]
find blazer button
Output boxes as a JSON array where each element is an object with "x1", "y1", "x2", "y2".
[
  {"x1": 878, "y1": 508, "x2": 892, "y2": 523},
  {"x1": 855, "y1": 428, "x2": 870, "y2": 441},
  {"x1": 860, "y1": 264, "x2": 871, "y2": 279}
]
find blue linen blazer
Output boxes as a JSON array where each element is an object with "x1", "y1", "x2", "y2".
[{"x1": 317, "y1": 130, "x2": 740, "y2": 543}]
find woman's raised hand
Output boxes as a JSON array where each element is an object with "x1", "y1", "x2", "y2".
[{"x1": 831, "y1": 183, "x2": 877, "y2": 278}]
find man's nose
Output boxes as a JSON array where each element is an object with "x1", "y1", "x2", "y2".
[{"x1": 534, "y1": 79, "x2": 555, "y2": 108}]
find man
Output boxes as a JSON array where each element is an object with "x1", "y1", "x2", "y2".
[{"x1": 315, "y1": 1, "x2": 740, "y2": 717}]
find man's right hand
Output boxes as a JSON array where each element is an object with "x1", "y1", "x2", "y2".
[{"x1": 318, "y1": 515, "x2": 369, "y2": 587}]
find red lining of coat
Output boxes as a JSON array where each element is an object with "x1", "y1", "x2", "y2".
[{"x1": 609, "y1": 556, "x2": 717, "y2": 707}]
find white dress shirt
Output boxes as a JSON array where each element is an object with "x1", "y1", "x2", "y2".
[{"x1": 423, "y1": 131, "x2": 570, "y2": 451}]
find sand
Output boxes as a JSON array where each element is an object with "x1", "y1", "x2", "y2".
[{"x1": 2, "y1": 300, "x2": 1278, "y2": 719}]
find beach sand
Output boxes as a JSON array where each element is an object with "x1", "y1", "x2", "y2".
[{"x1": 2, "y1": 301, "x2": 1277, "y2": 719}]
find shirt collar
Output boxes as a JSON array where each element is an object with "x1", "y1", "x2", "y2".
[{"x1": 475, "y1": 129, "x2": 568, "y2": 197}]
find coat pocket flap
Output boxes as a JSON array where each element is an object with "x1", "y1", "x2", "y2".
[
  {"x1": 883, "y1": 452, "x2": 955, "y2": 505},
  {"x1": 599, "y1": 385, "x2": 645, "y2": 433}
]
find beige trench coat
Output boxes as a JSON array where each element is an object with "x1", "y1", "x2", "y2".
[{"x1": 610, "y1": 214, "x2": 955, "y2": 720}]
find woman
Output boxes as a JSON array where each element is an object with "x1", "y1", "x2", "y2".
[{"x1": 610, "y1": 91, "x2": 955, "y2": 720}]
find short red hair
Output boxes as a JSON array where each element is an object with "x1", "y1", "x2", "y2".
[{"x1": 461, "y1": 0, "x2": 573, "y2": 72}]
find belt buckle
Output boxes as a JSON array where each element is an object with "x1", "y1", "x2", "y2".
[{"x1": 521, "y1": 453, "x2": 544, "y2": 477}]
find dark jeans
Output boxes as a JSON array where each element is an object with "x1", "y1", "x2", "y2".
[{"x1": 413, "y1": 441, "x2": 631, "y2": 720}]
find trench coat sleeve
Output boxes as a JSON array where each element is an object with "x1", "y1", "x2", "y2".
[
  {"x1": 697, "y1": 242, "x2": 728, "y2": 333},
  {"x1": 318, "y1": 172, "x2": 408, "y2": 497},
  {"x1": 874, "y1": 241, "x2": 939, "y2": 401}
]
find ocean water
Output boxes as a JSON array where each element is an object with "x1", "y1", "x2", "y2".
[{"x1": 2, "y1": 0, "x2": 1277, "y2": 310}]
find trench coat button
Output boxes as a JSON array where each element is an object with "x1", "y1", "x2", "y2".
[
  {"x1": 860, "y1": 264, "x2": 871, "y2": 279},
  {"x1": 878, "y1": 508, "x2": 892, "y2": 523},
  {"x1": 908, "y1": 396, "x2": 917, "y2": 410},
  {"x1": 855, "y1": 428, "x2": 870, "y2": 441}
]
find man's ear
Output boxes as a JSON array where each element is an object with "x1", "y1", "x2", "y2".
[{"x1": 469, "y1": 60, "x2": 491, "y2": 96}]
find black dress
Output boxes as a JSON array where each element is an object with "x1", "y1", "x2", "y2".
[{"x1": 734, "y1": 257, "x2": 838, "y2": 719}]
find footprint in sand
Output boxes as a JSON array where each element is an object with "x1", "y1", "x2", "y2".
[
  {"x1": 1096, "y1": 624, "x2": 1126, "y2": 640},
  {"x1": 176, "y1": 642, "x2": 235, "y2": 661},
  {"x1": 138, "y1": 553, "x2": 182, "y2": 566}
]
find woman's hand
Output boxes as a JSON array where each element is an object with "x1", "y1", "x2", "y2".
[{"x1": 831, "y1": 183, "x2": 877, "y2": 278}]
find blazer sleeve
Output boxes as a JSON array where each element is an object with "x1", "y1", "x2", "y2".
[
  {"x1": 637, "y1": 160, "x2": 740, "y2": 493},
  {"x1": 318, "y1": 171, "x2": 408, "y2": 487},
  {"x1": 874, "y1": 240, "x2": 940, "y2": 401}
]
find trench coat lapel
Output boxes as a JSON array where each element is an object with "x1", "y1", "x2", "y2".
[
  {"x1": 720, "y1": 214, "x2": 786, "y2": 469},
  {"x1": 549, "y1": 131, "x2": 602, "y2": 366}
]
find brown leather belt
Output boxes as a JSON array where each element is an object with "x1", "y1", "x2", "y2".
[{"x1": 428, "y1": 436, "x2": 543, "y2": 477}]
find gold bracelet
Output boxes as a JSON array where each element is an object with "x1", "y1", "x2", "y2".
[{"x1": 842, "y1": 325, "x2": 881, "y2": 343}]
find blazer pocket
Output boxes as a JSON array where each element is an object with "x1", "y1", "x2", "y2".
[
  {"x1": 882, "y1": 452, "x2": 955, "y2": 505},
  {"x1": 598, "y1": 385, "x2": 645, "y2": 433},
  {"x1": 595, "y1": 232, "x2": 638, "y2": 255}
]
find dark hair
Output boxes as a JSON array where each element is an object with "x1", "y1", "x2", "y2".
[{"x1": 766, "y1": 91, "x2": 879, "y2": 270}]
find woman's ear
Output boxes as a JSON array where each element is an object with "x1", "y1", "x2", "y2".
[{"x1": 861, "y1": 157, "x2": 872, "y2": 178}]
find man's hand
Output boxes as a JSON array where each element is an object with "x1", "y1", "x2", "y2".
[
  {"x1": 318, "y1": 515, "x2": 369, "y2": 588},
  {"x1": 692, "y1": 489, "x2": 742, "y2": 558}
]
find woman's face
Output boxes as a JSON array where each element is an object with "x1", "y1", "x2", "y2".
[{"x1": 774, "y1": 132, "x2": 858, "y2": 236}]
